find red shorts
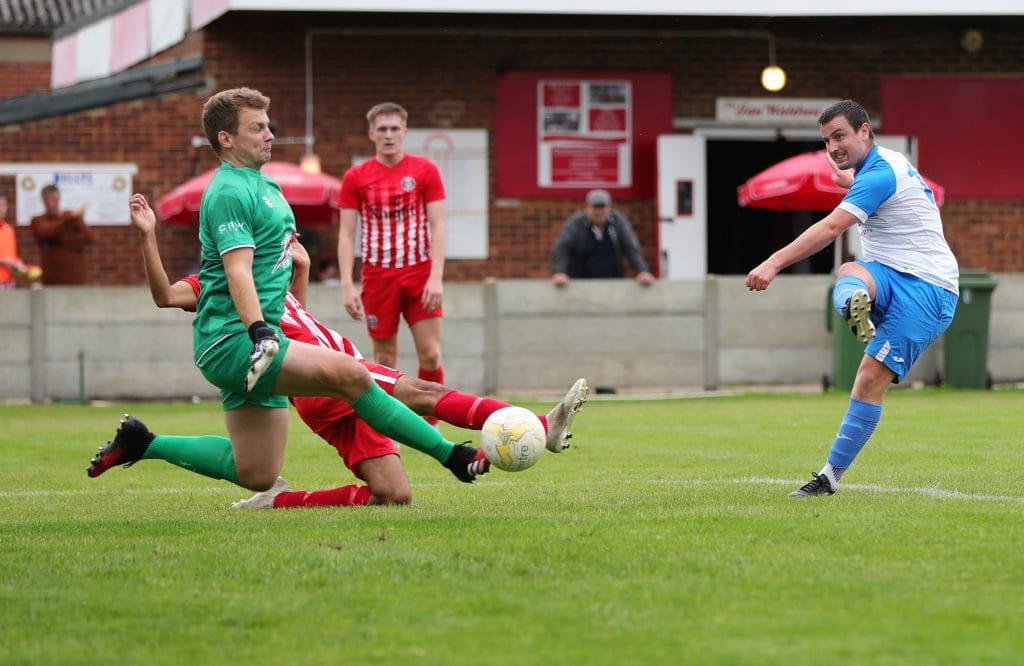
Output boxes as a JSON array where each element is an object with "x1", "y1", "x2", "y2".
[
  {"x1": 361, "y1": 260, "x2": 442, "y2": 340},
  {"x1": 290, "y1": 360, "x2": 405, "y2": 473}
]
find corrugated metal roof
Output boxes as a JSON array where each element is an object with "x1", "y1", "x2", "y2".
[{"x1": 0, "y1": 0, "x2": 129, "y2": 33}]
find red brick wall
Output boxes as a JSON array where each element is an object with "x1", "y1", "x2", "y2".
[
  {"x1": 944, "y1": 200, "x2": 1024, "y2": 272},
  {"x1": 2, "y1": 14, "x2": 1023, "y2": 284},
  {"x1": 1, "y1": 93, "x2": 213, "y2": 285},
  {"x1": 0, "y1": 61, "x2": 51, "y2": 98},
  {"x1": 0, "y1": 35, "x2": 51, "y2": 98}
]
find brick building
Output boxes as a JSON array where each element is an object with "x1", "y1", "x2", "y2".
[{"x1": 1, "y1": 3, "x2": 1022, "y2": 285}]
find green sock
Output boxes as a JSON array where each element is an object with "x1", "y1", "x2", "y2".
[
  {"x1": 351, "y1": 383, "x2": 455, "y2": 463},
  {"x1": 142, "y1": 434, "x2": 239, "y2": 484}
]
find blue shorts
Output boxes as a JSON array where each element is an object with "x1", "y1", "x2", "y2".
[{"x1": 858, "y1": 260, "x2": 958, "y2": 383}]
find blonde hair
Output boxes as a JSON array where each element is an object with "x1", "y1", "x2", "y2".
[{"x1": 366, "y1": 102, "x2": 408, "y2": 128}]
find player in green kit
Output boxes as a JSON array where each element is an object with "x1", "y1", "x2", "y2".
[{"x1": 89, "y1": 87, "x2": 484, "y2": 493}]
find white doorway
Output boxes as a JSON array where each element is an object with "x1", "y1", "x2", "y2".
[{"x1": 655, "y1": 135, "x2": 705, "y2": 280}]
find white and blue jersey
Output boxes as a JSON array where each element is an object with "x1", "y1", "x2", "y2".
[
  {"x1": 838, "y1": 145, "x2": 959, "y2": 295},
  {"x1": 838, "y1": 145, "x2": 960, "y2": 382}
]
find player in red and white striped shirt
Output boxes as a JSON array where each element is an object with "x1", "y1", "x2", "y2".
[{"x1": 338, "y1": 102, "x2": 448, "y2": 421}]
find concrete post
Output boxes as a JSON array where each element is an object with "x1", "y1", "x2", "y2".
[
  {"x1": 703, "y1": 275, "x2": 719, "y2": 390},
  {"x1": 483, "y1": 278, "x2": 498, "y2": 395},
  {"x1": 29, "y1": 285, "x2": 46, "y2": 403}
]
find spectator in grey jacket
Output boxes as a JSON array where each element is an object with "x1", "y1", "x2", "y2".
[{"x1": 551, "y1": 189, "x2": 655, "y2": 287}]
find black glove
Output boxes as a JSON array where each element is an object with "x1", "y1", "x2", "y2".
[
  {"x1": 244, "y1": 321, "x2": 280, "y2": 392},
  {"x1": 248, "y1": 320, "x2": 279, "y2": 344}
]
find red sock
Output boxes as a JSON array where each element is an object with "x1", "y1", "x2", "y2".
[
  {"x1": 418, "y1": 367, "x2": 445, "y2": 425},
  {"x1": 272, "y1": 484, "x2": 372, "y2": 508},
  {"x1": 434, "y1": 390, "x2": 544, "y2": 431},
  {"x1": 418, "y1": 366, "x2": 444, "y2": 384}
]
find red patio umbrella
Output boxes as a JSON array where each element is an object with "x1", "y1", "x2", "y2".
[
  {"x1": 157, "y1": 161, "x2": 342, "y2": 225},
  {"x1": 737, "y1": 150, "x2": 945, "y2": 211}
]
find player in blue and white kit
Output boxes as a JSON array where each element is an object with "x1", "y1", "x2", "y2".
[{"x1": 746, "y1": 99, "x2": 959, "y2": 497}]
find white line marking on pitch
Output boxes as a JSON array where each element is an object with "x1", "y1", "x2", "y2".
[
  {"x1": 2, "y1": 478, "x2": 1020, "y2": 505},
  {"x1": 649, "y1": 477, "x2": 1024, "y2": 504},
  {"x1": 0, "y1": 487, "x2": 227, "y2": 498}
]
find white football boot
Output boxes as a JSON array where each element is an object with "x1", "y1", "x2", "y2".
[
  {"x1": 545, "y1": 378, "x2": 589, "y2": 453},
  {"x1": 232, "y1": 477, "x2": 289, "y2": 510}
]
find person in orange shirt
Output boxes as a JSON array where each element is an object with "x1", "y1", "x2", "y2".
[
  {"x1": 0, "y1": 195, "x2": 39, "y2": 289},
  {"x1": 29, "y1": 184, "x2": 92, "y2": 285}
]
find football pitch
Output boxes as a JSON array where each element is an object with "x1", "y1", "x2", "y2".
[{"x1": 2, "y1": 389, "x2": 1022, "y2": 665}]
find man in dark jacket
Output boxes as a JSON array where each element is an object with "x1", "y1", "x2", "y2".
[{"x1": 551, "y1": 189, "x2": 655, "y2": 286}]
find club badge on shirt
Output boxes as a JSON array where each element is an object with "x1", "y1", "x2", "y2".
[
  {"x1": 400, "y1": 177, "x2": 416, "y2": 192},
  {"x1": 272, "y1": 231, "x2": 296, "y2": 273}
]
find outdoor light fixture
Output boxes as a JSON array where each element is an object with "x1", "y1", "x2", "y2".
[
  {"x1": 760, "y1": 35, "x2": 787, "y2": 93},
  {"x1": 299, "y1": 153, "x2": 322, "y2": 174},
  {"x1": 960, "y1": 29, "x2": 984, "y2": 53}
]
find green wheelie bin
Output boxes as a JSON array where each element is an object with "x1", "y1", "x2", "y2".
[{"x1": 943, "y1": 270, "x2": 997, "y2": 389}]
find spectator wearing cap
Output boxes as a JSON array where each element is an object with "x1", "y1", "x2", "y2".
[{"x1": 551, "y1": 189, "x2": 655, "y2": 287}]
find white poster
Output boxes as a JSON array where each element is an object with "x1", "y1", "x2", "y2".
[
  {"x1": 5, "y1": 163, "x2": 137, "y2": 225},
  {"x1": 405, "y1": 129, "x2": 489, "y2": 259}
]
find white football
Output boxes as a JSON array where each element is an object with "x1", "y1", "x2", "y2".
[{"x1": 480, "y1": 406, "x2": 546, "y2": 472}]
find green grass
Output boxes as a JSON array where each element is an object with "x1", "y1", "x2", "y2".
[{"x1": 2, "y1": 389, "x2": 1023, "y2": 665}]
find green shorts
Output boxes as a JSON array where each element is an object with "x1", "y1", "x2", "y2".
[{"x1": 196, "y1": 331, "x2": 291, "y2": 410}]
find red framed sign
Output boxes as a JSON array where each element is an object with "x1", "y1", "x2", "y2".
[{"x1": 496, "y1": 71, "x2": 672, "y2": 199}]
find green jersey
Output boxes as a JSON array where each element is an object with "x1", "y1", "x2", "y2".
[{"x1": 193, "y1": 162, "x2": 296, "y2": 364}]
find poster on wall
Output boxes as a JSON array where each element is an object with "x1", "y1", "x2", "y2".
[
  {"x1": 3, "y1": 163, "x2": 137, "y2": 225},
  {"x1": 537, "y1": 80, "x2": 632, "y2": 188},
  {"x1": 496, "y1": 71, "x2": 672, "y2": 199},
  {"x1": 407, "y1": 129, "x2": 488, "y2": 259}
]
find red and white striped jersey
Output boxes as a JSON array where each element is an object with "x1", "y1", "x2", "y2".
[
  {"x1": 338, "y1": 154, "x2": 445, "y2": 269},
  {"x1": 280, "y1": 292, "x2": 361, "y2": 358},
  {"x1": 181, "y1": 273, "x2": 361, "y2": 358}
]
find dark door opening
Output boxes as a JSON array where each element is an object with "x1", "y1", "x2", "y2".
[{"x1": 706, "y1": 138, "x2": 834, "y2": 276}]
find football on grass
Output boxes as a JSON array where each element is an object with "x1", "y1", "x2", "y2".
[{"x1": 480, "y1": 406, "x2": 546, "y2": 472}]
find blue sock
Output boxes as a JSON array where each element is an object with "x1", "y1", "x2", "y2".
[
  {"x1": 826, "y1": 398, "x2": 882, "y2": 469},
  {"x1": 833, "y1": 275, "x2": 868, "y2": 315}
]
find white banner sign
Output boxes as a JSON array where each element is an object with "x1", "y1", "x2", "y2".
[
  {"x1": 716, "y1": 98, "x2": 839, "y2": 127},
  {"x1": 406, "y1": 129, "x2": 488, "y2": 260},
  {"x1": 2, "y1": 163, "x2": 137, "y2": 225}
]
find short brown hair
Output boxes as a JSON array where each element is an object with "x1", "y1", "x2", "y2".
[
  {"x1": 202, "y1": 87, "x2": 270, "y2": 155},
  {"x1": 366, "y1": 102, "x2": 408, "y2": 128}
]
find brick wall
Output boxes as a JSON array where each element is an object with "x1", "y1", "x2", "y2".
[
  {"x1": 2, "y1": 14, "x2": 1023, "y2": 284},
  {"x1": 944, "y1": 200, "x2": 1024, "y2": 271},
  {"x1": 0, "y1": 60, "x2": 50, "y2": 97},
  {"x1": 1, "y1": 93, "x2": 214, "y2": 285},
  {"x1": 0, "y1": 35, "x2": 50, "y2": 98}
]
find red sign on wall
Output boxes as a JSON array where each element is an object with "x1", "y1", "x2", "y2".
[
  {"x1": 548, "y1": 143, "x2": 624, "y2": 185},
  {"x1": 496, "y1": 71, "x2": 672, "y2": 199}
]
